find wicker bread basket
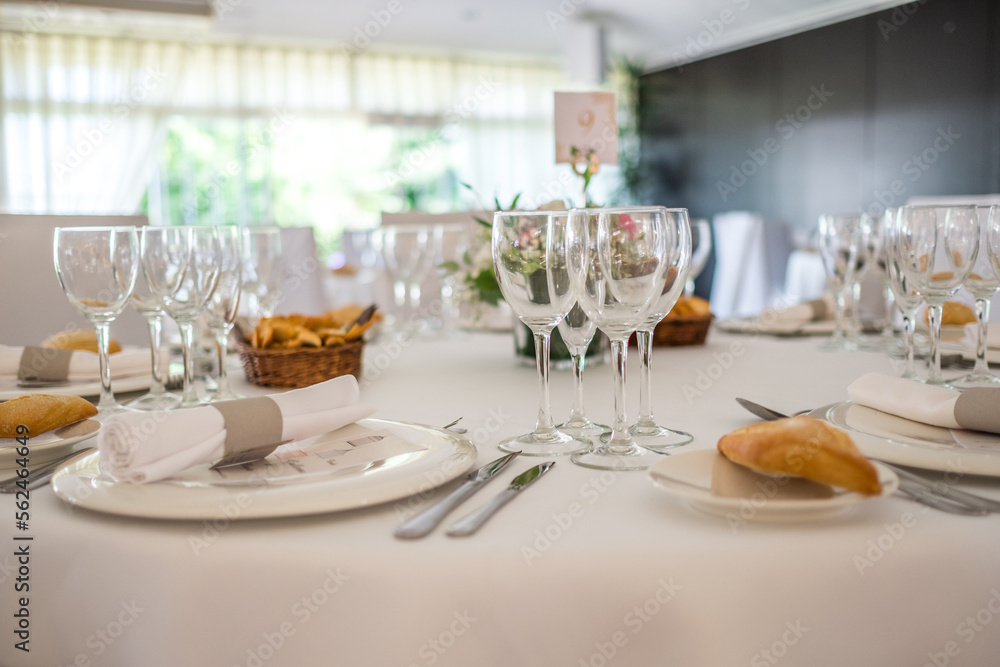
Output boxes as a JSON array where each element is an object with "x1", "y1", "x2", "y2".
[
  {"x1": 236, "y1": 339, "x2": 364, "y2": 388},
  {"x1": 652, "y1": 314, "x2": 713, "y2": 347}
]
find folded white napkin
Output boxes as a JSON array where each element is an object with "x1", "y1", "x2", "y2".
[
  {"x1": 961, "y1": 325, "x2": 1000, "y2": 350},
  {"x1": 847, "y1": 372, "x2": 1000, "y2": 434},
  {"x1": 98, "y1": 375, "x2": 376, "y2": 483},
  {"x1": 0, "y1": 344, "x2": 155, "y2": 383},
  {"x1": 760, "y1": 294, "x2": 833, "y2": 324}
]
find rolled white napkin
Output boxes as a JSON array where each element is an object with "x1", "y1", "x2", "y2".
[
  {"x1": 99, "y1": 376, "x2": 376, "y2": 483},
  {"x1": 960, "y1": 325, "x2": 1000, "y2": 350},
  {"x1": 0, "y1": 344, "x2": 155, "y2": 383},
  {"x1": 847, "y1": 372, "x2": 1000, "y2": 434}
]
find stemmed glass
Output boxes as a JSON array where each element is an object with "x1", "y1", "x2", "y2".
[
  {"x1": 204, "y1": 226, "x2": 244, "y2": 401},
  {"x1": 567, "y1": 206, "x2": 683, "y2": 471},
  {"x1": 431, "y1": 223, "x2": 469, "y2": 335},
  {"x1": 817, "y1": 213, "x2": 866, "y2": 351},
  {"x1": 241, "y1": 227, "x2": 283, "y2": 325},
  {"x1": 126, "y1": 265, "x2": 181, "y2": 411},
  {"x1": 53, "y1": 226, "x2": 139, "y2": 415},
  {"x1": 897, "y1": 205, "x2": 979, "y2": 385},
  {"x1": 142, "y1": 226, "x2": 222, "y2": 407},
  {"x1": 884, "y1": 209, "x2": 922, "y2": 379},
  {"x1": 847, "y1": 214, "x2": 880, "y2": 346},
  {"x1": 492, "y1": 210, "x2": 589, "y2": 456},
  {"x1": 381, "y1": 225, "x2": 433, "y2": 331},
  {"x1": 951, "y1": 205, "x2": 1000, "y2": 388},
  {"x1": 555, "y1": 302, "x2": 609, "y2": 439},
  {"x1": 630, "y1": 210, "x2": 692, "y2": 451}
]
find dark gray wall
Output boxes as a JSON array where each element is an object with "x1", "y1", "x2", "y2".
[{"x1": 639, "y1": 0, "x2": 1000, "y2": 236}]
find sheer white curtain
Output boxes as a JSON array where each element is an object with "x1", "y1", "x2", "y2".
[
  {"x1": 0, "y1": 30, "x2": 567, "y2": 216},
  {"x1": 0, "y1": 33, "x2": 190, "y2": 213}
]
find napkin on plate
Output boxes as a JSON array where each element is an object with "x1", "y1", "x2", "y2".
[
  {"x1": 847, "y1": 372, "x2": 1000, "y2": 434},
  {"x1": 760, "y1": 294, "x2": 833, "y2": 324},
  {"x1": 960, "y1": 325, "x2": 1000, "y2": 351},
  {"x1": 0, "y1": 344, "x2": 155, "y2": 383},
  {"x1": 98, "y1": 375, "x2": 376, "y2": 483}
]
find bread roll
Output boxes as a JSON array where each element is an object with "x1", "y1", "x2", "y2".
[
  {"x1": 717, "y1": 416, "x2": 882, "y2": 495},
  {"x1": 41, "y1": 330, "x2": 122, "y2": 354},
  {"x1": 0, "y1": 394, "x2": 98, "y2": 438}
]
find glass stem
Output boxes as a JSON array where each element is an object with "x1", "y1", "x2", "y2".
[
  {"x1": 902, "y1": 314, "x2": 916, "y2": 379},
  {"x1": 145, "y1": 314, "x2": 166, "y2": 396},
  {"x1": 927, "y1": 303, "x2": 943, "y2": 384},
  {"x1": 850, "y1": 280, "x2": 862, "y2": 336},
  {"x1": 178, "y1": 321, "x2": 199, "y2": 406},
  {"x1": 832, "y1": 289, "x2": 847, "y2": 343},
  {"x1": 533, "y1": 330, "x2": 556, "y2": 437},
  {"x1": 215, "y1": 326, "x2": 233, "y2": 399},
  {"x1": 973, "y1": 297, "x2": 991, "y2": 375},
  {"x1": 568, "y1": 348, "x2": 586, "y2": 422},
  {"x1": 608, "y1": 336, "x2": 632, "y2": 450},
  {"x1": 94, "y1": 321, "x2": 116, "y2": 412},
  {"x1": 636, "y1": 328, "x2": 655, "y2": 427}
]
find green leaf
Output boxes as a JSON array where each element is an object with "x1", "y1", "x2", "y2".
[
  {"x1": 438, "y1": 260, "x2": 461, "y2": 275},
  {"x1": 510, "y1": 193, "x2": 521, "y2": 209},
  {"x1": 473, "y1": 216, "x2": 492, "y2": 228}
]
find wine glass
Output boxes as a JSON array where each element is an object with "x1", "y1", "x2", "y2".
[
  {"x1": 897, "y1": 205, "x2": 979, "y2": 385},
  {"x1": 142, "y1": 226, "x2": 223, "y2": 407},
  {"x1": 817, "y1": 213, "x2": 866, "y2": 351},
  {"x1": 431, "y1": 222, "x2": 470, "y2": 335},
  {"x1": 567, "y1": 206, "x2": 683, "y2": 471},
  {"x1": 492, "y1": 210, "x2": 589, "y2": 456},
  {"x1": 381, "y1": 225, "x2": 433, "y2": 332},
  {"x1": 627, "y1": 211, "x2": 692, "y2": 451},
  {"x1": 126, "y1": 263, "x2": 181, "y2": 411},
  {"x1": 555, "y1": 302, "x2": 609, "y2": 439},
  {"x1": 241, "y1": 227, "x2": 283, "y2": 325},
  {"x1": 203, "y1": 226, "x2": 244, "y2": 401},
  {"x1": 847, "y1": 214, "x2": 880, "y2": 346},
  {"x1": 950, "y1": 205, "x2": 1000, "y2": 388},
  {"x1": 684, "y1": 218, "x2": 711, "y2": 296},
  {"x1": 884, "y1": 209, "x2": 922, "y2": 379},
  {"x1": 53, "y1": 226, "x2": 139, "y2": 415}
]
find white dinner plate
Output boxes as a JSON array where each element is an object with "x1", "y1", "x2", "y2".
[
  {"x1": 648, "y1": 449, "x2": 898, "y2": 522},
  {"x1": 51, "y1": 418, "x2": 477, "y2": 520},
  {"x1": 813, "y1": 401, "x2": 1000, "y2": 477},
  {"x1": 0, "y1": 374, "x2": 152, "y2": 401},
  {"x1": 0, "y1": 419, "x2": 100, "y2": 470}
]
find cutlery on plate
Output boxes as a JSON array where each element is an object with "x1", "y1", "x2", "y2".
[
  {"x1": 445, "y1": 461, "x2": 555, "y2": 537},
  {"x1": 0, "y1": 446, "x2": 95, "y2": 493},
  {"x1": 735, "y1": 397, "x2": 1000, "y2": 514},
  {"x1": 394, "y1": 450, "x2": 521, "y2": 539},
  {"x1": 895, "y1": 483, "x2": 989, "y2": 516}
]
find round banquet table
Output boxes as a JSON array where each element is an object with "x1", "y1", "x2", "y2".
[{"x1": 3, "y1": 329, "x2": 1000, "y2": 667}]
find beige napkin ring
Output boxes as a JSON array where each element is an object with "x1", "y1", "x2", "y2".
[
  {"x1": 210, "y1": 396, "x2": 285, "y2": 467},
  {"x1": 18, "y1": 347, "x2": 74, "y2": 382}
]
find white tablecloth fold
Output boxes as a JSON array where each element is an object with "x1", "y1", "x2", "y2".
[
  {"x1": 0, "y1": 344, "x2": 154, "y2": 382},
  {"x1": 847, "y1": 372, "x2": 1000, "y2": 434},
  {"x1": 98, "y1": 376, "x2": 376, "y2": 483}
]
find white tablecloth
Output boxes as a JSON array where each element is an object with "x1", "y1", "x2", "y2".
[{"x1": 3, "y1": 330, "x2": 1000, "y2": 667}]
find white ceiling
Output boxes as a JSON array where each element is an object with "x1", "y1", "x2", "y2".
[{"x1": 206, "y1": 0, "x2": 903, "y2": 72}]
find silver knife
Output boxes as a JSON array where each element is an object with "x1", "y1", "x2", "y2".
[
  {"x1": 445, "y1": 461, "x2": 555, "y2": 537},
  {"x1": 394, "y1": 450, "x2": 520, "y2": 539}
]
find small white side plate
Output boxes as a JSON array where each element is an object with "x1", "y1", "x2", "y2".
[
  {"x1": 0, "y1": 419, "x2": 100, "y2": 470},
  {"x1": 648, "y1": 449, "x2": 898, "y2": 523}
]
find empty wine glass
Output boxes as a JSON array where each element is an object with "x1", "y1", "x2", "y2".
[
  {"x1": 142, "y1": 226, "x2": 222, "y2": 407},
  {"x1": 847, "y1": 214, "x2": 880, "y2": 345},
  {"x1": 431, "y1": 223, "x2": 470, "y2": 335},
  {"x1": 884, "y1": 209, "x2": 922, "y2": 379},
  {"x1": 567, "y1": 206, "x2": 682, "y2": 471},
  {"x1": 204, "y1": 226, "x2": 244, "y2": 401},
  {"x1": 381, "y1": 225, "x2": 433, "y2": 332},
  {"x1": 493, "y1": 210, "x2": 589, "y2": 456},
  {"x1": 632, "y1": 208, "x2": 692, "y2": 451},
  {"x1": 53, "y1": 226, "x2": 139, "y2": 414},
  {"x1": 684, "y1": 218, "x2": 711, "y2": 296},
  {"x1": 126, "y1": 263, "x2": 181, "y2": 411},
  {"x1": 951, "y1": 205, "x2": 1000, "y2": 388},
  {"x1": 897, "y1": 205, "x2": 979, "y2": 385},
  {"x1": 555, "y1": 302, "x2": 609, "y2": 439},
  {"x1": 241, "y1": 227, "x2": 283, "y2": 325},
  {"x1": 817, "y1": 213, "x2": 866, "y2": 351}
]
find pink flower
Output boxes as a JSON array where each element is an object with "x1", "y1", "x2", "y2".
[{"x1": 620, "y1": 213, "x2": 639, "y2": 240}]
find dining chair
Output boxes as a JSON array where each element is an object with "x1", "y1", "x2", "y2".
[
  {"x1": 272, "y1": 226, "x2": 333, "y2": 316},
  {"x1": 709, "y1": 211, "x2": 792, "y2": 319},
  {"x1": 0, "y1": 213, "x2": 149, "y2": 346}
]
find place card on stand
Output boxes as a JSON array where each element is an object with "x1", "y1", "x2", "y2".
[{"x1": 554, "y1": 91, "x2": 618, "y2": 165}]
